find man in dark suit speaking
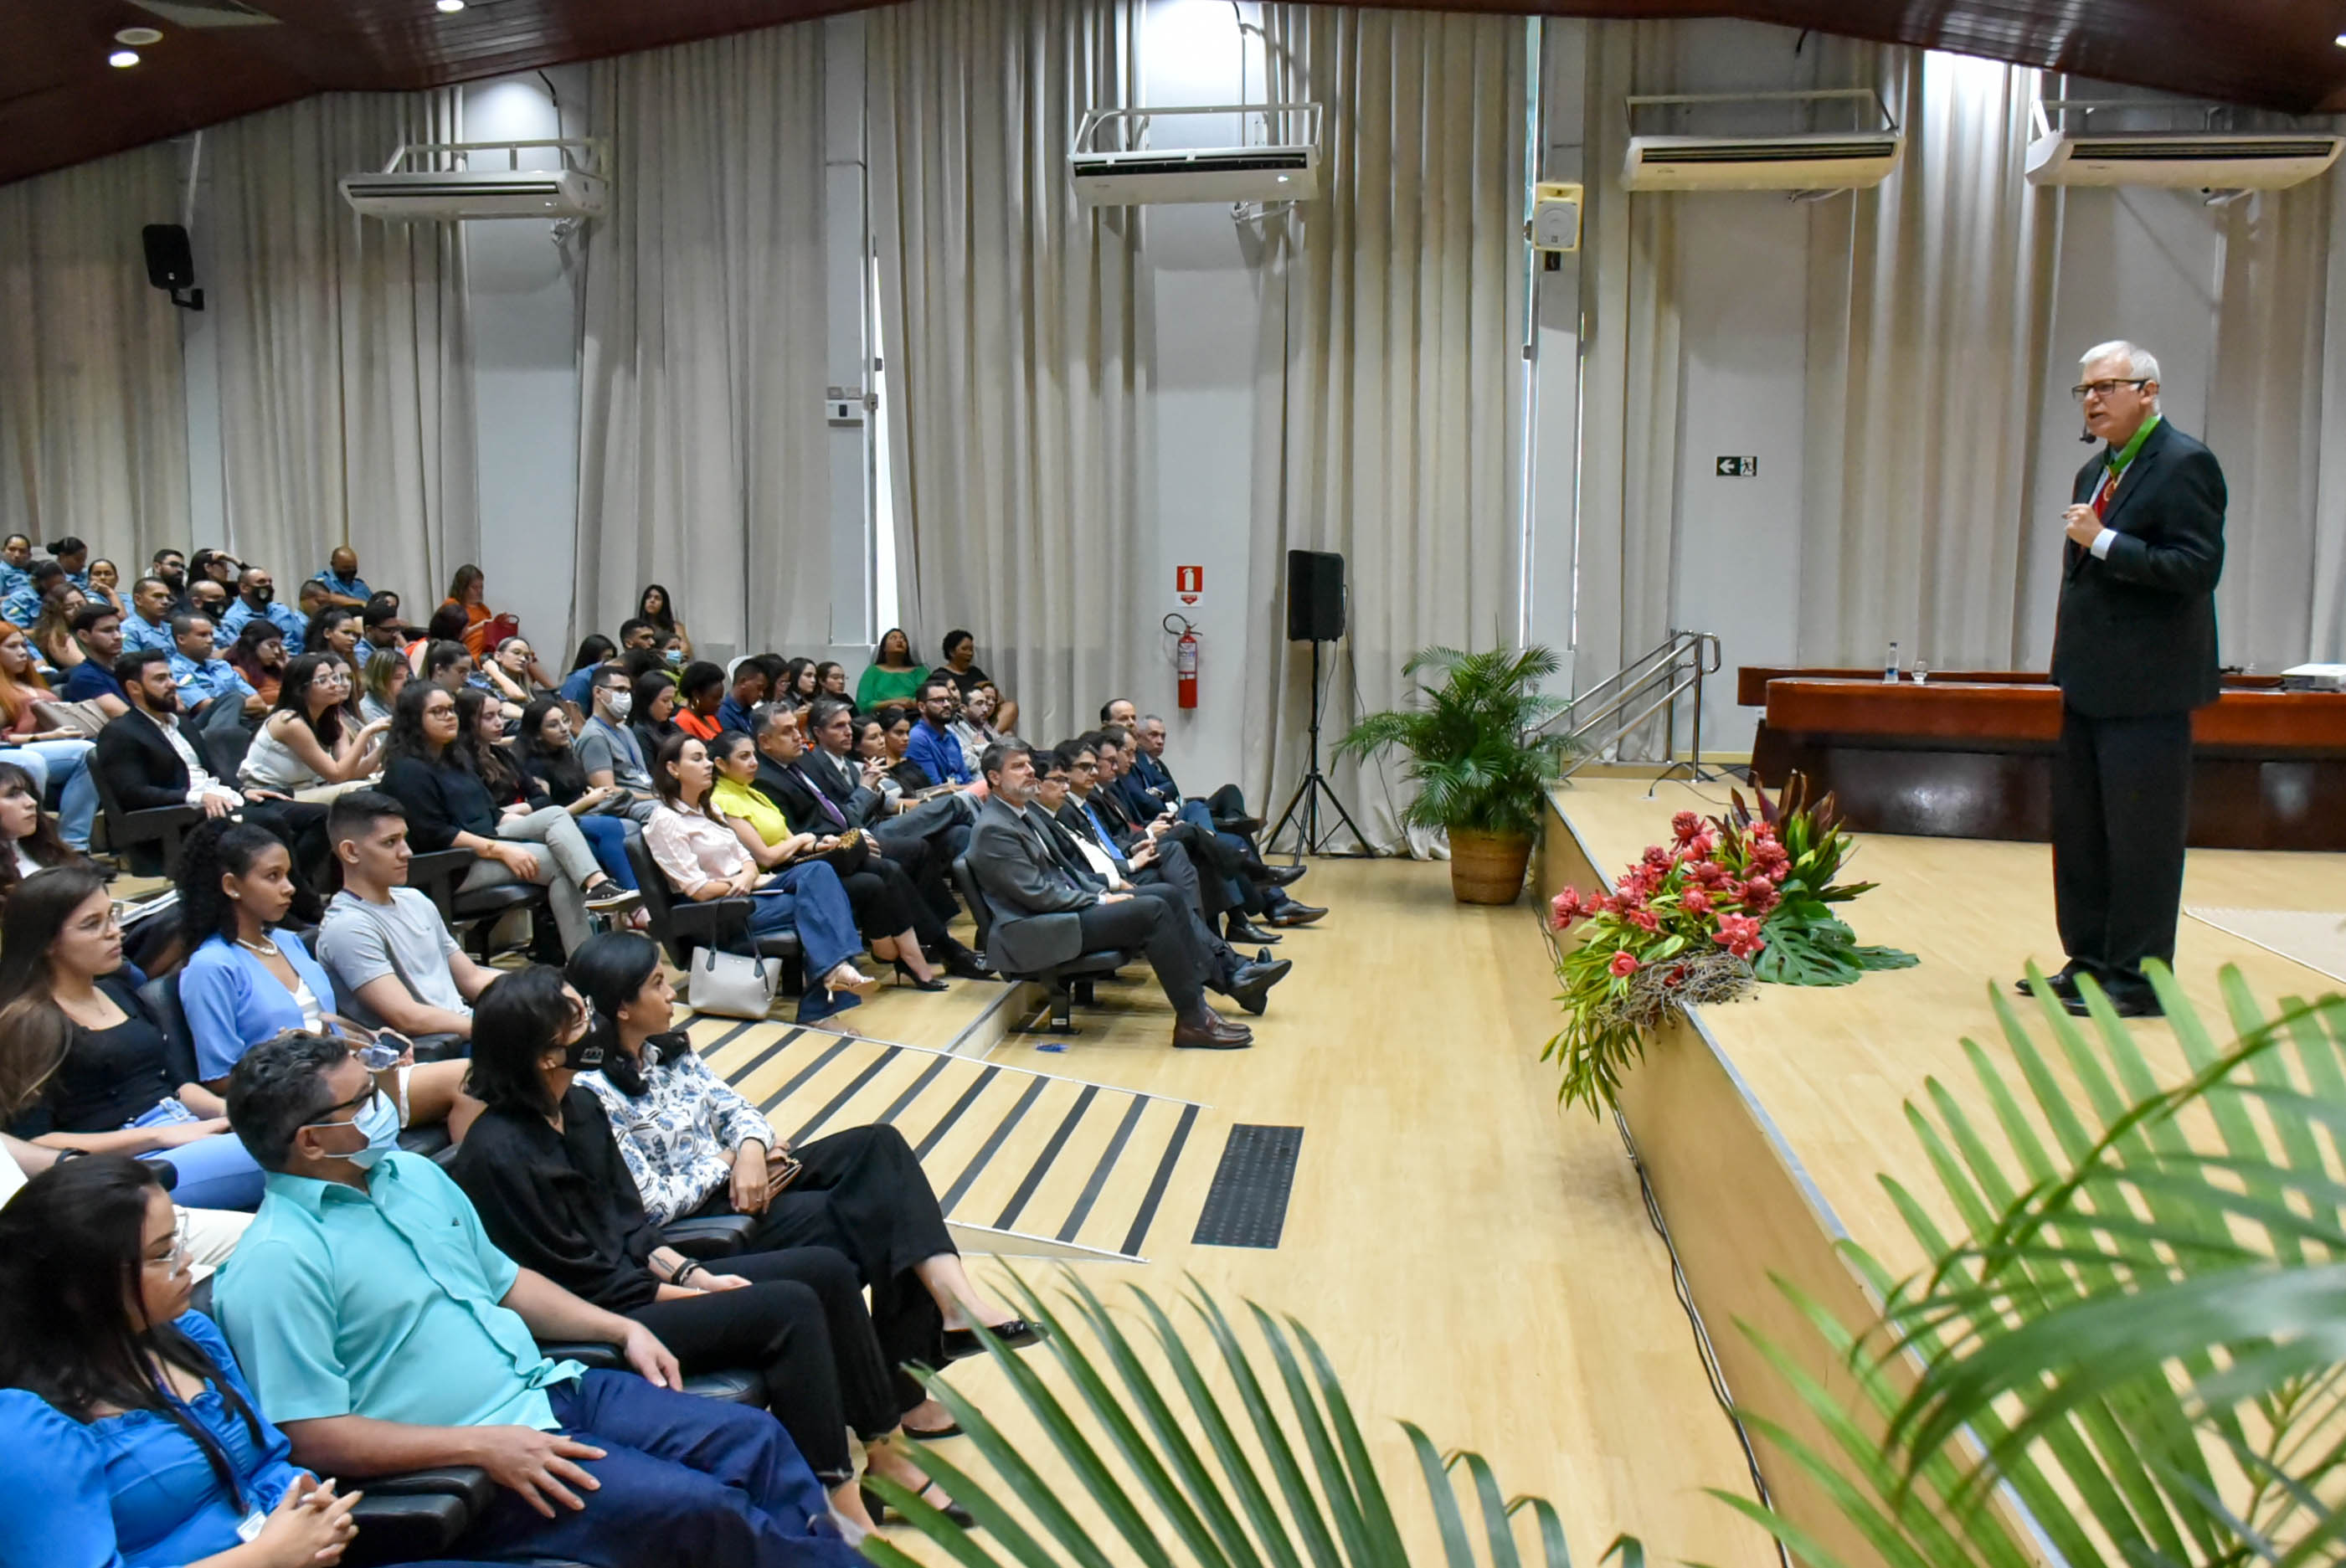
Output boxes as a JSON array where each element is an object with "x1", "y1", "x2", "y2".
[{"x1": 2030, "y1": 340, "x2": 2225, "y2": 1018}]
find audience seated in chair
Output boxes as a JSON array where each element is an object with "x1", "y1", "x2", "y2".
[
  {"x1": 716, "y1": 661, "x2": 768, "y2": 738},
  {"x1": 749, "y1": 706, "x2": 986, "y2": 979},
  {"x1": 636, "y1": 585, "x2": 692, "y2": 661},
  {"x1": 57, "y1": 603, "x2": 132, "y2": 715},
  {"x1": 903, "y1": 680, "x2": 974, "y2": 789},
  {"x1": 220, "y1": 566, "x2": 306, "y2": 656},
  {"x1": 315, "y1": 791, "x2": 502, "y2": 1041},
  {"x1": 707, "y1": 727, "x2": 947, "y2": 990},
  {"x1": 456, "y1": 687, "x2": 641, "y2": 922},
  {"x1": 172, "y1": 819, "x2": 475, "y2": 1139},
  {"x1": 484, "y1": 634, "x2": 545, "y2": 712},
  {"x1": 568, "y1": 932, "x2": 1047, "y2": 1383},
  {"x1": 212, "y1": 1031, "x2": 860, "y2": 1567},
  {"x1": 0, "y1": 622, "x2": 100, "y2": 850},
  {"x1": 167, "y1": 611, "x2": 265, "y2": 734},
  {"x1": 671, "y1": 662, "x2": 728, "y2": 743},
  {"x1": 0, "y1": 867, "x2": 266, "y2": 1209},
  {"x1": 853, "y1": 629, "x2": 925, "y2": 712},
  {"x1": 1047, "y1": 743, "x2": 1288, "y2": 1016},
  {"x1": 450, "y1": 965, "x2": 972, "y2": 1533},
  {"x1": 0, "y1": 1158, "x2": 388, "y2": 1568},
  {"x1": 310, "y1": 545, "x2": 373, "y2": 610},
  {"x1": 560, "y1": 633, "x2": 619, "y2": 714},
  {"x1": 0, "y1": 761, "x2": 90, "y2": 911},
  {"x1": 239, "y1": 653, "x2": 390, "y2": 796},
  {"x1": 968, "y1": 740, "x2": 1253, "y2": 1050},
  {"x1": 123, "y1": 574, "x2": 179, "y2": 655},
  {"x1": 574, "y1": 664, "x2": 664, "y2": 820},
  {"x1": 934, "y1": 630, "x2": 1017, "y2": 736},
  {"x1": 643, "y1": 733, "x2": 874, "y2": 1027},
  {"x1": 508, "y1": 696, "x2": 646, "y2": 894},
  {"x1": 357, "y1": 646, "x2": 408, "y2": 727},
  {"x1": 379, "y1": 681, "x2": 611, "y2": 958}
]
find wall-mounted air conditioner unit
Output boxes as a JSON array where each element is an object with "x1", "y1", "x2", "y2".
[
  {"x1": 1623, "y1": 90, "x2": 1902, "y2": 192},
  {"x1": 1071, "y1": 104, "x2": 1320, "y2": 205},
  {"x1": 2025, "y1": 100, "x2": 2341, "y2": 189},
  {"x1": 341, "y1": 139, "x2": 610, "y2": 220}
]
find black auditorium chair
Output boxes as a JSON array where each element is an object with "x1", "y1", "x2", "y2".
[
  {"x1": 404, "y1": 846, "x2": 558, "y2": 965},
  {"x1": 90, "y1": 765, "x2": 203, "y2": 878},
  {"x1": 949, "y1": 855, "x2": 1127, "y2": 1034},
  {"x1": 624, "y1": 834, "x2": 805, "y2": 998},
  {"x1": 141, "y1": 973, "x2": 453, "y2": 1159}
]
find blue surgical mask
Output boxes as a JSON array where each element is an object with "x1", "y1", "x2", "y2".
[
  {"x1": 332, "y1": 1090, "x2": 402, "y2": 1169},
  {"x1": 664, "y1": 648, "x2": 683, "y2": 666}
]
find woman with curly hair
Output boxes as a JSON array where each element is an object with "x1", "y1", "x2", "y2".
[
  {"x1": 170, "y1": 817, "x2": 475, "y2": 1139},
  {"x1": 0, "y1": 1157, "x2": 371, "y2": 1567}
]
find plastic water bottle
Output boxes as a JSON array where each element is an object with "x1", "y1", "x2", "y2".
[{"x1": 1883, "y1": 641, "x2": 1901, "y2": 683}]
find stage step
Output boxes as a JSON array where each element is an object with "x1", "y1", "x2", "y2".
[{"x1": 687, "y1": 1015, "x2": 1204, "y2": 1263}]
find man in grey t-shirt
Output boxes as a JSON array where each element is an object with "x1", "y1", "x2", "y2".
[
  {"x1": 575, "y1": 664, "x2": 660, "y2": 819},
  {"x1": 316, "y1": 792, "x2": 501, "y2": 1039}
]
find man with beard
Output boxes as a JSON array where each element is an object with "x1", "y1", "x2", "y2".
[
  {"x1": 150, "y1": 547, "x2": 189, "y2": 608},
  {"x1": 220, "y1": 565, "x2": 306, "y2": 655},
  {"x1": 93, "y1": 648, "x2": 331, "y2": 897}
]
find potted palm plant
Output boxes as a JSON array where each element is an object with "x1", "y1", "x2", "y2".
[{"x1": 1335, "y1": 645, "x2": 1575, "y2": 905}]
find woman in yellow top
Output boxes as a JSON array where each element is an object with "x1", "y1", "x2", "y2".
[{"x1": 707, "y1": 731, "x2": 948, "y2": 990}]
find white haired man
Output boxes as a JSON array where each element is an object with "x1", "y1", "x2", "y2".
[{"x1": 2027, "y1": 340, "x2": 2225, "y2": 1019}]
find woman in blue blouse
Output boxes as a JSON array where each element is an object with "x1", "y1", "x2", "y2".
[
  {"x1": 172, "y1": 819, "x2": 473, "y2": 1134},
  {"x1": 0, "y1": 1154, "x2": 367, "y2": 1567}
]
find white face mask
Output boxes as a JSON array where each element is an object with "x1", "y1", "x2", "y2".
[{"x1": 604, "y1": 691, "x2": 633, "y2": 721}]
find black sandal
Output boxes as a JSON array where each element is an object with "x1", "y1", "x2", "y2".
[{"x1": 863, "y1": 1480, "x2": 976, "y2": 1528}]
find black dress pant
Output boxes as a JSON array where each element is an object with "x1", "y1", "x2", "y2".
[
  {"x1": 707, "y1": 1123, "x2": 957, "y2": 1411},
  {"x1": 1129, "y1": 841, "x2": 1237, "y2": 987},
  {"x1": 835, "y1": 856, "x2": 923, "y2": 945},
  {"x1": 2050, "y1": 705, "x2": 2194, "y2": 997},
  {"x1": 623, "y1": 1245, "x2": 898, "y2": 1487},
  {"x1": 1076, "y1": 893, "x2": 1210, "y2": 1014}
]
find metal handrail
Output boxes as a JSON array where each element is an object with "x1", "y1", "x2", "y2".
[{"x1": 1554, "y1": 630, "x2": 1721, "y2": 778}]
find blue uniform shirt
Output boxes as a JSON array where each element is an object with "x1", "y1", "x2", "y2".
[
  {"x1": 219, "y1": 598, "x2": 306, "y2": 655},
  {"x1": 168, "y1": 650, "x2": 256, "y2": 712}
]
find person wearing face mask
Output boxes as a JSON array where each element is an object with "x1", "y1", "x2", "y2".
[
  {"x1": 575, "y1": 666, "x2": 662, "y2": 822},
  {"x1": 220, "y1": 568, "x2": 306, "y2": 656},
  {"x1": 214, "y1": 1031, "x2": 862, "y2": 1568}
]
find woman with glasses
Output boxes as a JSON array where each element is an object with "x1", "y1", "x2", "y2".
[
  {"x1": 0, "y1": 866, "x2": 265, "y2": 1209},
  {"x1": 0, "y1": 1156, "x2": 376, "y2": 1568},
  {"x1": 449, "y1": 967, "x2": 966, "y2": 1532},
  {"x1": 239, "y1": 654, "x2": 390, "y2": 796}
]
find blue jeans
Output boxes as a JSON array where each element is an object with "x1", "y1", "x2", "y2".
[
  {"x1": 3, "y1": 739, "x2": 97, "y2": 849},
  {"x1": 141, "y1": 1130, "x2": 265, "y2": 1211},
  {"x1": 575, "y1": 813, "x2": 638, "y2": 889},
  {"x1": 460, "y1": 1370, "x2": 857, "y2": 1568},
  {"x1": 744, "y1": 862, "x2": 862, "y2": 1023}
]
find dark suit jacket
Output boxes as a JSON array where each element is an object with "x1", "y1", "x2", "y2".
[
  {"x1": 2050, "y1": 419, "x2": 2226, "y2": 717},
  {"x1": 801, "y1": 745, "x2": 884, "y2": 827},
  {"x1": 966, "y1": 795, "x2": 1098, "y2": 972},
  {"x1": 1126, "y1": 752, "x2": 1181, "y2": 811},
  {"x1": 753, "y1": 756, "x2": 852, "y2": 836},
  {"x1": 94, "y1": 710, "x2": 221, "y2": 811}
]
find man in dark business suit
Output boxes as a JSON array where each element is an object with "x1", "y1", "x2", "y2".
[
  {"x1": 2030, "y1": 340, "x2": 2226, "y2": 1019},
  {"x1": 967, "y1": 740, "x2": 1252, "y2": 1049}
]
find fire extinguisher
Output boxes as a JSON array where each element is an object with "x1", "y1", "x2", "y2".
[{"x1": 1166, "y1": 614, "x2": 1200, "y2": 710}]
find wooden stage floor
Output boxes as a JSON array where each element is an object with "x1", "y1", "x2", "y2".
[
  {"x1": 703, "y1": 857, "x2": 1780, "y2": 1565},
  {"x1": 1540, "y1": 775, "x2": 2346, "y2": 1564}
]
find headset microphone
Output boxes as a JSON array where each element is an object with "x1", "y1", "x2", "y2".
[{"x1": 2081, "y1": 424, "x2": 2095, "y2": 444}]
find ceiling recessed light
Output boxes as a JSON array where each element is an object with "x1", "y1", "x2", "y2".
[
  {"x1": 436, "y1": 0, "x2": 466, "y2": 11},
  {"x1": 108, "y1": 49, "x2": 141, "y2": 68},
  {"x1": 115, "y1": 26, "x2": 162, "y2": 45},
  {"x1": 2336, "y1": 31, "x2": 2346, "y2": 47}
]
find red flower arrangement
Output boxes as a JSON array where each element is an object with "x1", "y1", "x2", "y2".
[{"x1": 1544, "y1": 776, "x2": 1914, "y2": 1113}]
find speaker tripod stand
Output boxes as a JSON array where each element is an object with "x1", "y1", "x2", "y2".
[{"x1": 1266, "y1": 639, "x2": 1379, "y2": 858}]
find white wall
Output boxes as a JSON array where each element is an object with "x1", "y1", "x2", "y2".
[{"x1": 461, "y1": 69, "x2": 584, "y2": 656}]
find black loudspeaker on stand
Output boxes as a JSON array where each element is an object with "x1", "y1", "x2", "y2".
[{"x1": 1267, "y1": 549, "x2": 1378, "y2": 859}]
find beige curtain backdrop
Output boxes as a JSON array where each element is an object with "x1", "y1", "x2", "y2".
[
  {"x1": 1798, "y1": 43, "x2": 2056, "y2": 670},
  {"x1": 1572, "y1": 20, "x2": 1683, "y2": 758},
  {"x1": 2207, "y1": 177, "x2": 2333, "y2": 672},
  {"x1": 0, "y1": 143, "x2": 189, "y2": 568},
  {"x1": 208, "y1": 91, "x2": 476, "y2": 609},
  {"x1": 573, "y1": 24, "x2": 832, "y2": 661},
  {"x1": 1242, "y1": 3, "x2": 1528, "y2": 846},
  {"x1": 868, "y1": 0, "x2": 1147, "y2": 746}
]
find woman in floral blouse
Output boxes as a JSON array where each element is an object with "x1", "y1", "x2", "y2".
[{"x1": 566, "y1": 932, "x2": 1047, "y2": 1428}]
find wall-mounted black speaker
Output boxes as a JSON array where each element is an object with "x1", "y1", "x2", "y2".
[
  {"x1": 141, "y1": 224, "x2": 203, "y2": 311},
  {"x1": 1286, "y1": 549, "x2": 1345, "y2": 643}
]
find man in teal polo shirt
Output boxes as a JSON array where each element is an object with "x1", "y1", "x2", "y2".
[{"x1": 214, "y1": 1032, "x2": 857, "y2": 1568}]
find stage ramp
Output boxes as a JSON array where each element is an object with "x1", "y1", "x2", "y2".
[{"x1": 690, "y1": 1015, "x2": 1203, "y2": 1264}]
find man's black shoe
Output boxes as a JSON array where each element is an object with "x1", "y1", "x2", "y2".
[
  {"x1": 1227, "y1": 957, "x2": 1293, "y2": 1015},
  {"x1": 1259, "y1": 863, "x2": 1308, "y2": 888},
  {"x1": 2014, "y1": 968, "x2": 2081, "y2": 1000},
  {"x1": 1226, "y1": 914, "x2": 1280, "y2": 944},
  {"x1": 1216, "y1": 814, "x2": 1264, "y2": 836},
  {"x1": 2063, "y1": 988, "x2": 2163, "y2": 1020},
  {"x1": 1266, "y1": 901, "x2": 1327, "y2": 928},
  {"x1": 943, "y1": 944, "x2": 997, "y2": 981}
]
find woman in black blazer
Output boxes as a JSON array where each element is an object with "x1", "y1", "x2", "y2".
[{"x1": 446, "y1": 966, "x2": 968, "y2": 1533}]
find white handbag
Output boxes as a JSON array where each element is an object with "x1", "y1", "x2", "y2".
[{"x1": 687, "y1": 945, "x2": 779, "y2": 1020}]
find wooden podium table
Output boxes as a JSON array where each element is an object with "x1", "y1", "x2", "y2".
[{"x1": 1744, "y1": 669, "x2": 2346, "y2": 851}]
